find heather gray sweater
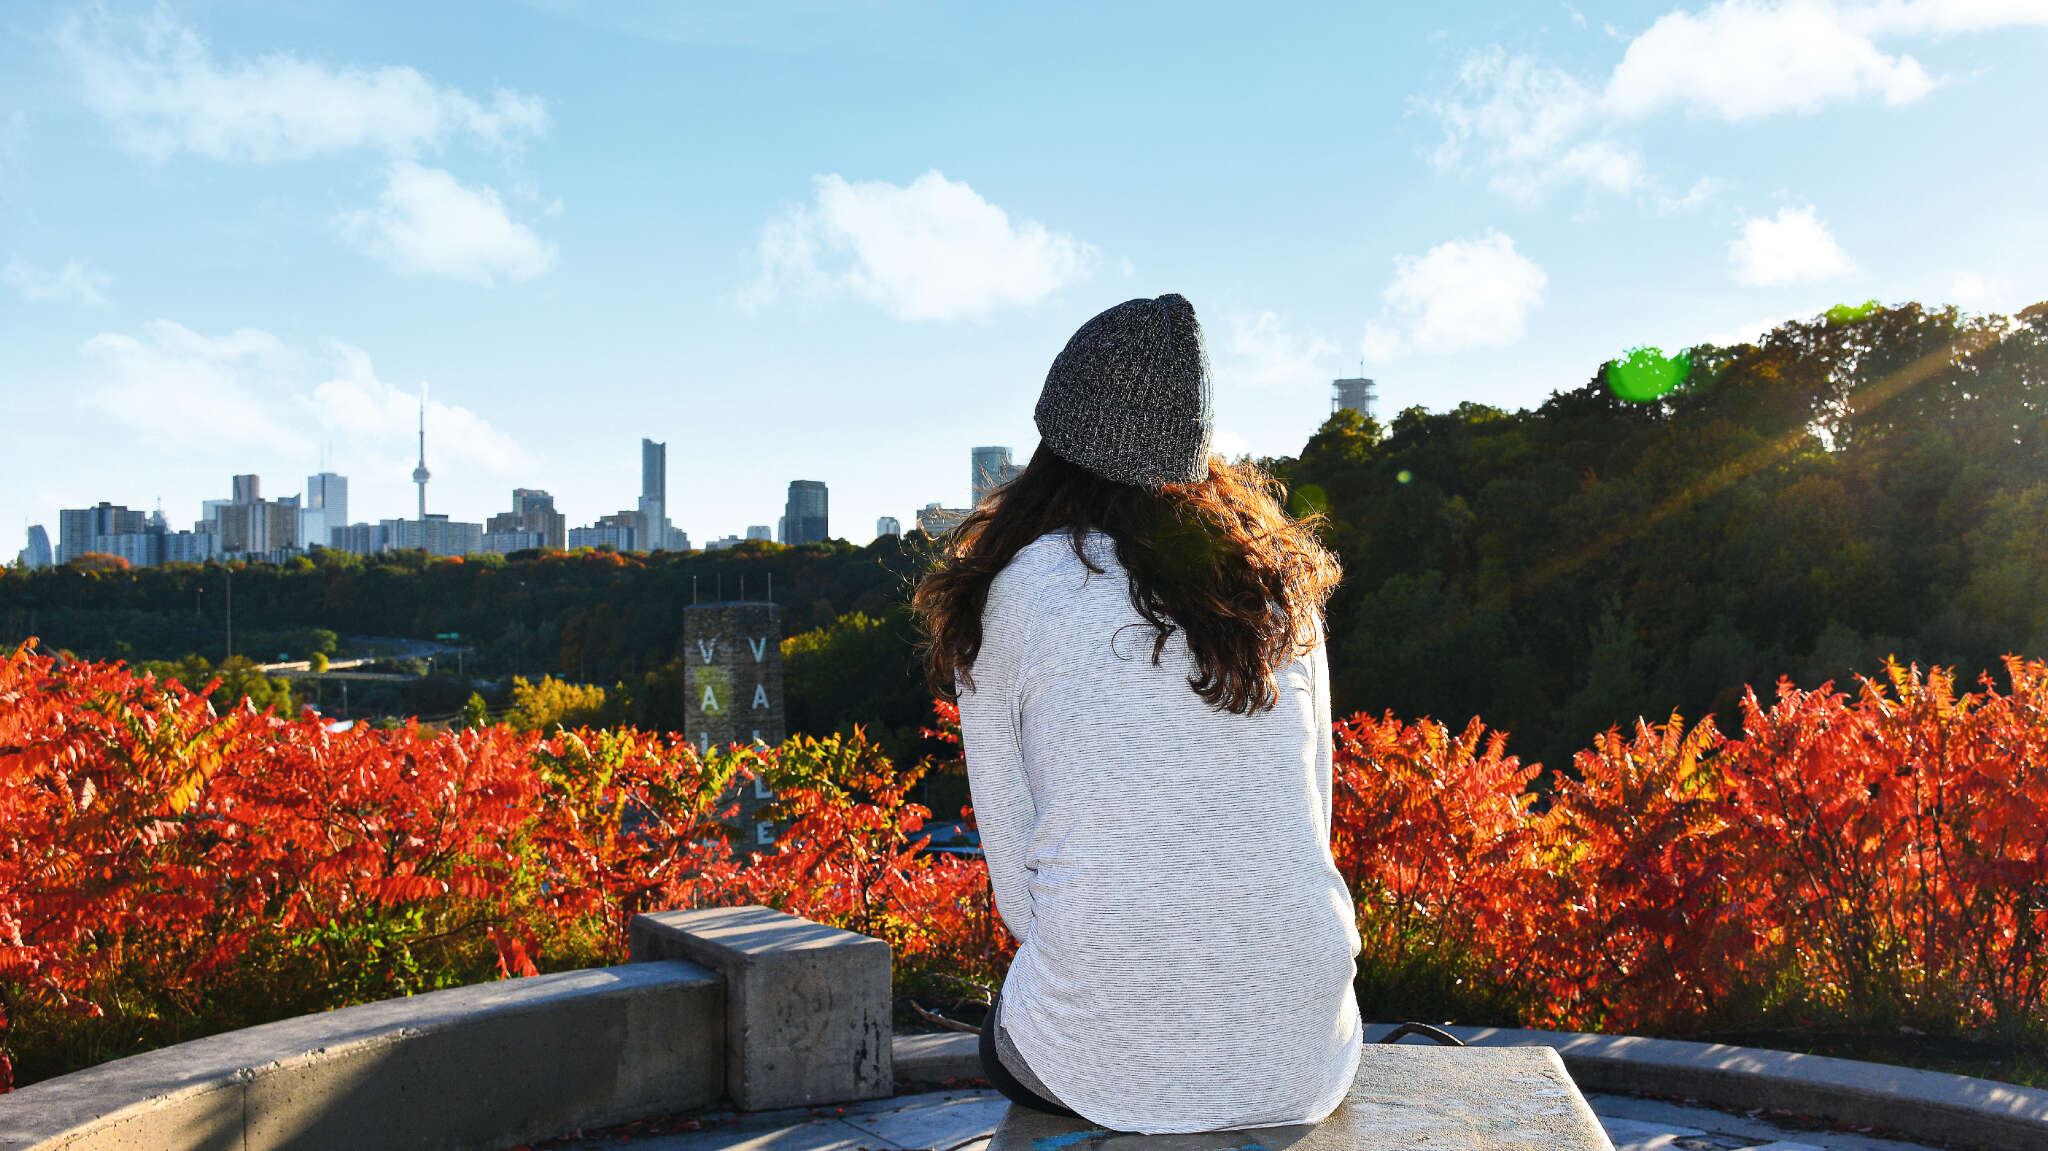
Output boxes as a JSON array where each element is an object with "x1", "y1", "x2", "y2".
[{"x1": 956, "y1": 530, "x2": 1363, "y2": 1133}]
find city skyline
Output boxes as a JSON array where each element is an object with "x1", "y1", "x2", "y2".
[
  {"x1": 23, "y1": 431, "x2": 1066, "y2": 566},
  {"x1": 4, "y1": 3, "x2": 2044, "y2": 552}
]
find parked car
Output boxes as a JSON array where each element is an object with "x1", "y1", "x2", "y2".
[{"x1": 914, "y1": 819, "x2": 982, "y2": 859}]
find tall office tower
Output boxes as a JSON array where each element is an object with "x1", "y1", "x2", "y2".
[
  {"x1": 971, "y1": 446, "x2": 1015, "y2": 508},
  {"x1": 232, "y1": 474, "x2": 261, "y2": 504},
  {"x1": 1332, "y1": 376, "x2": 1376, "y2": 419},
  {"x1": 783, "y1": 480, "x2": 828, "y2": 545},
  {"x1": 412, "y1": 392, "x2": 432, "y2": 523},
  {"x1": 20, "y1": 524, "x2": 53, "y2": 568},
  {"x1": 641, "y1": 438, "x2": 666, "y2": 530},
  {"x1": 304, "y1": 472, "x2": 347, "y2": 551},
  {"x1": 875, "y1": 516, "x2": 901, "y2": 539},
  {"x1": 745, "y1": 525, "x2": 772, "y2": 541},
  {"x1": 307, "y1": 472, "x2": 348, "y2": 528}
]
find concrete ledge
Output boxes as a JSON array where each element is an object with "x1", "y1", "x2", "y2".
[
  {"x1": 896, "y1": 1026, "x2": 2048, "y2": 1149},
  {"x1": 0, "y1": 961, "x2": 724, "y2": 1151},
  {"x1": 987, "y1": 1045, "x2": 1609, "y2": 1149},
  {"x1": 1370, "y1": 1022, "x2": 2048, "y2": 1151},
  {"x1": 631, "y1": 904, "x2": 892, "y2": 1111},
  {"x1": 892, "y1": 1032, "x2": 984, "y2": 1086}
]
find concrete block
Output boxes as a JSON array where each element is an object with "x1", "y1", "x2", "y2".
[
  {"x1": 987, "y1": 1045, "x2": 1611, "y2": 1151},
  {"x1": 631, "y1": 904, "x2": 892, "y2": 1111}
]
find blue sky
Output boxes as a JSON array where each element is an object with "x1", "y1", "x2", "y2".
[{"x1": 4, "y1": 0, "x2": 2045, "y2": 550}]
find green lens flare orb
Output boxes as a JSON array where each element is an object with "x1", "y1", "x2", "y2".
[
  {"x1": 1395, "y1": 469, "x2": 1413, "y2": 484},
  {"x1": 1290, "y1": 483, "x2": 1329, "y2": 516},
  {"x1": 1826, "y1": 299, "x2": 1881, "y2": 324},
  {"x1": 1605, "y1": 346, "x2": 1689, "y2": 403}
]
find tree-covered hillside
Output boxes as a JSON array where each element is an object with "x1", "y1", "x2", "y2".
[{"x1": 1271, "y1": 301, "x2": 2047, "y2": 768}]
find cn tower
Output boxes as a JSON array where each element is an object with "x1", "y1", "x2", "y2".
[{"x1": 412, "y1": 386, "x2": 430, "y2": 523}]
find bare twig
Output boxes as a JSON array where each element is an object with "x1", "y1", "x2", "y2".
[{"x1": 908, "y1": 999, "x2": 981, "y2": 1034}]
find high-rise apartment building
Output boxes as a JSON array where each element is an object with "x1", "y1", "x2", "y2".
[
  {"x1": 485, "y1": 488, "x2": 567, "y2": 551},
  {"x1": 745, "y1": 525, "x2": 772, "y2": 541},
  {"x1": 783, "y1": 480, "x2": 828, "y2": 545},
  {"x1": 382, "y1": 515, "x2": 482, "y2": 558},
  {"x1": 333, "y1": 523, "x2": 386, "y2": 556},
  {"x1": 57, "y1": 502, "x2": 146, "y2": 563},
  {"x1": 215, "y1": 476, "x2": 299, "y2": 556},
  {"x1": 55, "y1": 501, "x2": 215, "y2": 568},
  {"x1": 875, "y1": 516, "x2": 901, "y2": 539}
]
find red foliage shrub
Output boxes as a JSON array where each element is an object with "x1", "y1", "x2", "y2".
[
  {"x1": 6, "y1": 638, "x2": 2046, "y2": 1091},
  {"x1": 0, "y1": 642, "x2": 981, "y2": 1090},
  {"x1": 1329, "y1": 656, "x2": 2048, "y2": 1038}
]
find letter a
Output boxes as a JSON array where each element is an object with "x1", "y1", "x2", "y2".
[
  {"x1": 698, "y1": 638, "x2": 718, "y2": 664},
  {"x1": 702, "y1": 684, "x2": 721, "y2": 712},
  {"x1": 753, "y1": 683, "x2": 770, "y2": 709}
]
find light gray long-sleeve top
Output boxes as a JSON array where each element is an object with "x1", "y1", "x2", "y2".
[{"x1": 955, "y1": 530, "x2": 1363, "y2": 1134}]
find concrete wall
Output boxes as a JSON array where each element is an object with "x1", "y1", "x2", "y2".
[
  {"x1": 0, "y1": 962, "x2": 723, "y2": 1151},
  {"x1": 0, "y1": 905, "x2": 894, "y2": 1151}
]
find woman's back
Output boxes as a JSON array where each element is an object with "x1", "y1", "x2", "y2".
[{"x1": 957, "y1": 529, "x2": 1364, "y2": 1133}]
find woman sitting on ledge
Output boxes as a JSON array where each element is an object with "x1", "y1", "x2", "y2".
[{"x1": 911, "y1": 293, "x2": 1363, "y2": 1134}]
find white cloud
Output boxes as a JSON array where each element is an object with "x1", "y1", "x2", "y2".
[
  {"x1": 1729, "y1": 206, "x2": 1854, "y2": 285},
  {"x1": 4, "y1": 256, "x2": 112, "y2": 307},
  {"x1": 1424, "y1": 48, "x2": 1641, "y2": 202},
  {"x1": 304, "y1": 348, "x2": 535, "y2": 477},
  {"x1": 1950, "y1": 271, "x2": 2017, "y2": 313},
  {"x1": 1699, "y1": 307, "x2": 1818, "y2": 347},
  {"x1": 1219, "y1": 310, "x2": 1341, "y2": 393},
  {"x1": 80, "y1": 320, "x2": 312, "y2": 450},
  {"x1": 1655, "y1": 177, "x2": 1721, "y2": 214},
  {"x1": 1359, "y1": 321, "x2": 1403, "y2": 364},
  {"x1": 1211, "y1": 427, "x2": 1254, "y2": 461},
  {"x1": 72, "y1": 321, "x2": 535, "y2": 520},
  {"x1": 745, "y1": 170, "x2": 1097, "y2": 321},
  {"x1": 1606, "y1": 2, "x2": 1937, "y2": 120},
  {"x1": 337, "y1": 163, "x2": 557, "y2": 284},
  {"x1": 1379, "y1": 231, "x2": 1549, "y2": 354},
  {"x1": 58, "y1": 8, "x2": 546, "y2": 163},
  {"x1": 1426, "y1": 1, "x2": 2048, "y2": 201}
]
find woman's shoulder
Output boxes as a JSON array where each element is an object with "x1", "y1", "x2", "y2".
[{"x1": 988, "y1": 532, "x2": 1108, "y2": 609}]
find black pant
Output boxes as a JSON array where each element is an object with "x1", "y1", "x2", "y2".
[{"x1": 979, "y1": 989, "x2": 1083, "y2": 1117}]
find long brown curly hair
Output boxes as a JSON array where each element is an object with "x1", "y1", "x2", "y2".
[{"x1": 910, "y1": 444, "x2": 1342, "y2": 715}]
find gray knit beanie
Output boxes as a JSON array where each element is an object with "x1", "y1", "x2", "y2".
[{"x1": 1035, "y1": 293, "x2": 1214, "y2": 488}]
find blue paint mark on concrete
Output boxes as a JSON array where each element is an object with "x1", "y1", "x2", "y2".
[{"x1": 1033, "y1": 1131, "x2": 1109, "y2": 1151}]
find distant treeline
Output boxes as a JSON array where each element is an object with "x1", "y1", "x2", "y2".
[
  {"x1": 1, "y1": 536, "x2": 938, "y2": 758},
  {"x1": 6, "y1": 301, "x2": 2044, "y2": 773}
]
